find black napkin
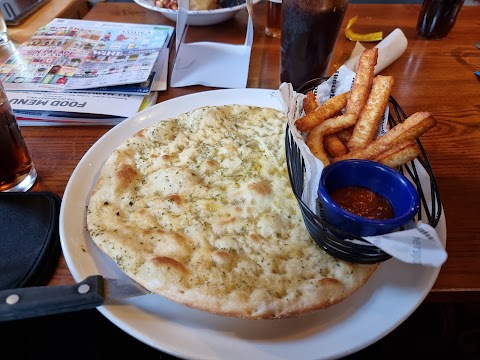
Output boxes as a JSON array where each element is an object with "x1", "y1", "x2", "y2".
[{"x1": 0, "y1": 192, "x2": 61, "y2": 290}]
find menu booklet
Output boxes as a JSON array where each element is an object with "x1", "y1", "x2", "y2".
[
  {"x1": 11, "y1": 91, "x2": 159, "y2": 126},
  {"x1": 0, "y1": 18, "x2": 174, "y2": 125}
]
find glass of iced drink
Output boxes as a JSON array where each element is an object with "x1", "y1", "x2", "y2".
[
  {"x1": 416, "y1": 0, "x2": 465, "y2": 39},
  {"x1": 0, "y1": 8, "x2": 11, "y2": 46},
  {"x1": 280, "y1": 0, "x2": 349, "y2": 91},
  {"x1": 0, "y1": 82, "x2": 37, "y2": 192},
  {"x1": 265, "y1": 0, "x2": 282, "y2": 39}
]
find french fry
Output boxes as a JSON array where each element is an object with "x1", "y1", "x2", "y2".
[
  {"x1": 324, "y1": 134, "x2": 348, "y2": 158},
  {"x1": 306, "y1": 113, "x2": 357, "y2": 166},
  {"x1": 296, "y1": 48, "x2": 436, "y2": 171},
  {"x1": 375, "y1": 141, "x2": 421, "y2": 168},
  {"x1": 306, "y1": 128, "x2": 330, "y2": 167},
  {"x1": 302, "y1": 91, "x2": 348, "y2": 157},
  {"x1": 295, "y1": 91, "x2": 350, "y2": 132},
  {"x1": 303, "y1": 91, "x2": 318, "y2": 114},
  {"x1": 336, "y1": 127, "x2": 354, "y2": 145},
  {"x1": 333, "y1": 112, "x2": 436, "y2": 163},
  {"x1": 347, "y1": 75, "x2": 394, "y2": 151},
  {"x1": 345, "y1": 48, "x2": 378, "y2": 119}
]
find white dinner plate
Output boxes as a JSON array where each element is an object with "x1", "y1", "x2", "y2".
[
  {"x1": 60, "y1": 88, "x2": 447, "y2": 360},
  {"x1": 133, "y1": 0, "x2": 260, "y2": 26}
]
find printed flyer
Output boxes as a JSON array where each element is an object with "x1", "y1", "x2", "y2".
[{"x1": 0, "y1": 18, "x2": 174, "y2": 92}]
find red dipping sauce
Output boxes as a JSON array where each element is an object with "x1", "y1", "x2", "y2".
[{"x1": 330, "y1": 186, "x2": 394, "y2": 220}]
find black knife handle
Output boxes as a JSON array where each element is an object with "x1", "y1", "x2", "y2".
[{"x1": 0, "y1": 275, "x2": 105, "y2": 322}]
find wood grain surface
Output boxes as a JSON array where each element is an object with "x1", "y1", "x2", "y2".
[{"x1": 17, "y1": 2, "x2": 480, "y2": 300}]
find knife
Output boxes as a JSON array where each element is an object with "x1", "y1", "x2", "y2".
[{"x1": 0, "y1": 275, "x2": 151, "y2": 322}]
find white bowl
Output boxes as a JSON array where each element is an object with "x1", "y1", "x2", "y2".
[{"x1": 133, "y1": 0, "x2": 260, "y2": 26}]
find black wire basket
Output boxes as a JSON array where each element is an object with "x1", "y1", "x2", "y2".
[{"x1": 285, "y1": 78, "x2": 442, "y2": 264}]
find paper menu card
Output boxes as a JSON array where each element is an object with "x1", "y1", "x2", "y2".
[
  {"x1": 0, "y1": 18, "x2": 173, "y2": 92},
  {"x1": 170, "y1": 0, "x2": 253, "y2": 88}
]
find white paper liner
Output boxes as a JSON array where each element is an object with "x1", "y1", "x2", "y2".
[
  {"x1": 274, "y1": 29, "x2": 447, "y2": 267},
  {"x1": 343, "y1": 28, "x2": 409, "y2": 75}
]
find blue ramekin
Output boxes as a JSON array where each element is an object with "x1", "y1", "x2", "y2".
[{"x1": 318, "y1": 159, "x2": 420, "y2": 237}]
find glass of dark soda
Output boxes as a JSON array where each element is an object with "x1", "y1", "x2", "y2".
[
  {"x1": 0, "y1": 82, "x2": 37, "y2": 192},
  {"x1": 280, "y1": 0, "x2": 349, "y2": 91},
  {"x1": 416, "y1": 0, "x2": 465, "y2": 39}
]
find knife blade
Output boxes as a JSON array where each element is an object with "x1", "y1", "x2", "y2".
[{"x1": 0, "y1": 275, "x2": 151, "y2": 322}]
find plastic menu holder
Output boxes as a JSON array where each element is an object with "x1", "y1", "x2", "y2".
[
  {"x1": 0, "y1": 192, "x2": 61, "y2": 290},
  {"x1": 170, "y1": 0, "x2": 253, "y2": 89}
]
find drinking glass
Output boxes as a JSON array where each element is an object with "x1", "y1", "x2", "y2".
[
  {"x1": 265, "y1": 0, "x2": 282, "y2": 39},
  {"x1": 0, "y1": 4, "x2": 11, "y2": 46},
  {"x1": 416, "y1": 0, "x2": 465, "y2": 39},
  {"x1": 0, "y1": 82, "x2": 37, "y2": 192},
  {"x1": 280, "y1": 0, "x2": 349, "y2": 91}
]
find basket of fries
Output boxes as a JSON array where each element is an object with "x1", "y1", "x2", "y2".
[{"x1": 284, "y1": 49, "x2": 442, "y2": 264}]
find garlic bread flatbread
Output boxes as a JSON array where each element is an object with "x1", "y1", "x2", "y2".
[{"x1": 86, "y1": 104, "x2": 377, "y2": 319}]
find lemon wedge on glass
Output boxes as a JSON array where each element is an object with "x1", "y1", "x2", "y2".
[{"x1": 345, "y1": 16, "x2": 383, "y2": 42}]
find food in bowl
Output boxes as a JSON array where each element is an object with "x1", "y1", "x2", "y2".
[
  {"x1": 155, "y1": 0, "x2": 219, "y2": 10},
  {"x1": 283, "y1": 47, "x2": 438, "y2": 263},
  {"x1": 318, "y1": 159, "x2": 420, "y2": 237},
  {"x1": 87, "y1": 104, "x2": 378, "y2": 320},
  {"x1": 330, "y1": 185, "x2": 394, "y2": 220}
]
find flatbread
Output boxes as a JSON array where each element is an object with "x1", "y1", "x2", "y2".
[{"x1": 87, "y1": 104, "x2": 377, "y2": 319}]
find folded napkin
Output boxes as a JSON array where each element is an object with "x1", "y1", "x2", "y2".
[
  {"x1": 170, "y1": 0, "x2": 253, "y2": 88},
  {"x1": 344, "y1": 28, "x2": 408, "y2": 75}
]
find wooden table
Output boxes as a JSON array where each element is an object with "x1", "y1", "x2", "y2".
[
  {"x1": 20, "y1": 2, "x2": 480, "y2": 302},
  {"x1": 5, "y1": 0, "x2": 89, "y2": 45}
]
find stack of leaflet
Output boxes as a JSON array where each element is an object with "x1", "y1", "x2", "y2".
[{"x1": 0, "y1": 18, "x2": 174, "y2": 125}]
